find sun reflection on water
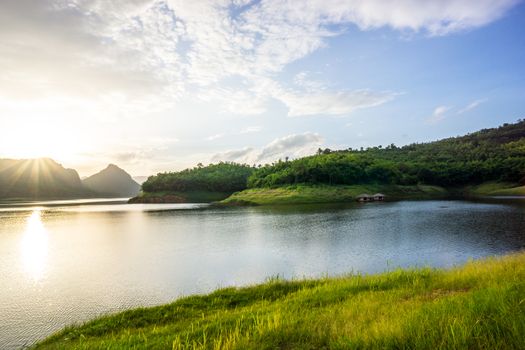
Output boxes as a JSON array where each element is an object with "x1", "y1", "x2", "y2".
[{"x1": 20, "y1": 210, "x2": 49, "y2": 281}]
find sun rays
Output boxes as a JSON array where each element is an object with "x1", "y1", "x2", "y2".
[{"x1": 0, "y1": 158, "x2": 64, "y2": 197}]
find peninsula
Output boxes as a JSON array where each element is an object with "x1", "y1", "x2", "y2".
[{"x1": 131, "y1": 120, "x2": 525, "y2": 206}]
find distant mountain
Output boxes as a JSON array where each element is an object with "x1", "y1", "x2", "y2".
[
  {"x1": 0, "y1": 158, "x2": 93, "y2": 199},
  {"x1": 82, "y1": 164, "x2": 140, "y2": 197}
]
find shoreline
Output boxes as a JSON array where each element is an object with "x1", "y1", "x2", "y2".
[
  {"x1": 128, "y1": 190, "x2": 233, "y2": 204},
  {"x1": 36, "y1": 251, "x2": 525, "y2": 349},
  {"x1": 129, "y1": 182, "x2": 524, "y2": 207}
]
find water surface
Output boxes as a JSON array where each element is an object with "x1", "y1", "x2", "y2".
[{"x1": 0, "y1": 199, "x2": 524, "y2": 348}]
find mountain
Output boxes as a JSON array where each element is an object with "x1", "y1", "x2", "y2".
[
  {"x1": 82, "y1": 164, "x2": 140, "y2": 197},
  {"x1": 0, "y1": 158, "x2": 93, "y2": 199}
]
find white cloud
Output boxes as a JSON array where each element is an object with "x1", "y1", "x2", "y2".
[
  {"x1": 207, "y1": 133, "x2": 225, "y2": 141},
  {"x1": 458, "y1": 99, "x2": 486, "y2": 114},
  {"x1": 426, "y1": 99, "x2": 486, "y2": 123},
  {"x1": 279, "y1": 73, "x2": 399, "y2": 117},
  {"x1": 205, "y1": 127, "x2": 262, "y2": 144},
  {"x1": 197, "y1": 87, "x2": 268, "y2": 115},
  {"x1": 0, "y1": 0, "x2": 518, "y2": 173},
  {"x1": 0, "y1": 0, "x2": 182, "y2": 100},
  {"x1": 257, "y1": 133, "x2": 323, "y2": 162},
  {"x1": 237, "y1": 76, "x2": 398, "y2": 117},
  {"x1": 427, "y1": 105, "x2": 451, "y2": 123},
  {"x1": 315, "y1": 0, "x2": 518, "y2": 36},
  {"x1": 280, "y1": 89, "x2": 399, "y2": 117},
  {"x1": 239, "y1": 126, "x2": 262, "y2": 134},
  {"x1": 211, "y1": 132, "x2": 323, "y2": 164},
  {"x1": 293, "y1": 71, "x2": 327, "y2": 91},
  {"x1": 1, "y1": 0, "x2": 514, "y2": 118},
  {"x1": 211, "y1": 147, "x2": 256, "y2": 163}
]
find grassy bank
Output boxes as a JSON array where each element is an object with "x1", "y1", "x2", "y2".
[
  {"x1": 129, "y1": 191, "x2": 232, "y2": 203},
  {"x1": 36, "y1": 252, "x2": 525, "y2": 349},
  {"x1": 131, "y1": 182, "x2": 524, "y2": 206},
  {"x1": 220, "y1": 184, "x2": 450, "y2": 206},
  {"x1": 467, "y1": 182, "x2": 525, "y2": 196}
]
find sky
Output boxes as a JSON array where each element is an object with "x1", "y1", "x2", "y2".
[{"x1": 0, "y1": 0, "x2": 524, "y2": 177}]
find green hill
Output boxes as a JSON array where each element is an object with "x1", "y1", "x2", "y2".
[
  {"x1": 224, "y1": 120, "x2": 525, "y2": 204},
  {"x1": 247, "y1": 120, "x2": 525, "y2": 189},
  {"x1": 131, "y1": 120, "x2": 525, "y2": 205},
  {"x1": 131, "y1": 162, "x2": 254, "y2": 203}
]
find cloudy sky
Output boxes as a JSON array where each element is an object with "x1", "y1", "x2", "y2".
[{"x1": 1, "y1": 0, "x2": 524, "y2": 176}]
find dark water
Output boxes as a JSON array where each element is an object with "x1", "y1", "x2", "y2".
[{"x1": 0, "y1": 199, "x2": 524, "y2": 348}]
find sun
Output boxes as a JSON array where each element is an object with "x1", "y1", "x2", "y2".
[
  {"x1": 0, "y1": 119, "x2": 86, "y2": 162},
  {"x1": 0, "y1": 93, "x2": 101, "y2": 162}
]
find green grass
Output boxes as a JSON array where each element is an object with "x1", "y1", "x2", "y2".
[
  {"x1": 220, "y1": 184, "x2": 450, "y2": 206},
  {"x1": 130, "y1": 182, "x2": 525, "y2": 206},
  {"x1": 129, "y1": 191, "x2": 232, "y2": 203},
  {"x1": 467, "y1": 182, "x2": 525, "y2": 196},
  {"x1": 35, "y1": 251, "x2": 525, "y2": 349}
]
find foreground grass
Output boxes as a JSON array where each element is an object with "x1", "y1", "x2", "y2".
[
  {"x1": 36, "y1": 252, "x2": 525, "y2": 349},
  {"x1": 221, "y1": 184, "x2": 449, "y2": 206}
]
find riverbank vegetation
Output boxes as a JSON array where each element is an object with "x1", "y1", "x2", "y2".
[
  {"x1": 466, "y1": 182, "x2": 525, "y2": 196},
  {"x1": 36, "y1": 251, "x2": 525, "y2": 349},
  {"x1": 131, "y1": 163, "x2": 254, "y2": 203},
  {"x1": 132, "y1": 121, "x2": 525, "y2": 204},
  {"x1": 129, "y1": 190, "x2": 232, "y2": 203},
  {"x1": 142, "y1": 163, "x2": 254, "y2": 193},
  {"x1": 221, "y1": 184, "x2": 449, "y2": 206}
]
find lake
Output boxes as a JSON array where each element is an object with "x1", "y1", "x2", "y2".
[{"x1": 1, "y1": 199, "x2": 524, "y2": 348}]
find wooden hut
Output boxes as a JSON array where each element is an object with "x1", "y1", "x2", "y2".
[
  {"x1": 356, "y1": 194, "x2": 372, "y2": 202},
  {"x1": 373, "y1": 193, "x2": 385, "y2": 201}
]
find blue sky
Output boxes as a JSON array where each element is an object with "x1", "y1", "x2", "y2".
[
  {"x1": 268, "y1": 3, "x2": 525, "y2": 149},
  {"x1": 0, "y1": 0, "x2": 524, "y2": 176}
]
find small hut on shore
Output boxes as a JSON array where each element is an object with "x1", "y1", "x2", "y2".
[
  {"x1": 356, "y1": 194, "x2": 372, "y2": 202},
  {"x1": 356, "y1": 193, "x2": 385, "y2": 202},
  {"x1": 373, "y1": 193, "x2": 385, "y2": 201}
]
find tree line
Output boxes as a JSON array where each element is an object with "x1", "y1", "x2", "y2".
[
  {"x1": 143, "y1": 120, "x2": 525, "y2": 193},
  {"x1": 141, "y1": 162, "x2": 254, "y2": 193},
  {"x1": 249, "y1": 120, "x2": 525, "y2": 188}
]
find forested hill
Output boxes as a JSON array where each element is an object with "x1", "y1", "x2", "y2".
[
  {"x1": 141, "y1": 162, "x2": 255, "y2": 193},
  {"x1": 248, "y1": 120, "x2": 525, "y2": 188},
  {"x1": 138, "y1": 121, "x2": 525, "y2": 199}
]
